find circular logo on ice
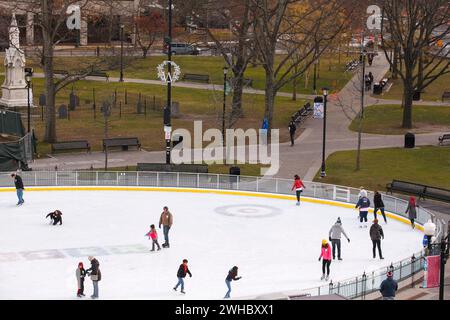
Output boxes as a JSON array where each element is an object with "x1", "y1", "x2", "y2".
[{"x1": 215, "y1": 204, "x2": 281, "y2": 218}]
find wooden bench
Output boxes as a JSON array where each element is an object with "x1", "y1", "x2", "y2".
[
  {"x1": 439, "y1": 133, "x2": 450, "y2": 145},
  {"x1": 51, "y1": 140, "x2": 91, "y2": 154},
  {"x1": 182, "y1": 73, "x2": 210, "y2": 83},
  {"x1": 386, "y1": 179, "x2": 450, "y2": 202},
  {"x1": 103, "y1": 137, "x2": 141, "y2": 151},
  {"x1": 442, "y1": 91, "x2": 450, "y2": 102},
  {"x1": 291, "y1": 102, "x2": 312, "y2": 125},
  {"x1": 89, "y1": 71, "x2": 109, "y2": 82}
]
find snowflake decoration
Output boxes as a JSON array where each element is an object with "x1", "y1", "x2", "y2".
[{"x1": 157, "y1": 60, "x2": 182, "y2": 83}]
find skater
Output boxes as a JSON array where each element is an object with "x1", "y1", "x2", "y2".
[
  {"x1": 159, "y1": 206, "x2": 173, "y2": 248},
  {"x1": 224, "y1": 266, "x2": 242, "y2": 298},
  {"x1": 11, "y1": 173, "x2": 24, "y2": 205},
  {"x1": 173, "y1": 259, "x2": 192, "y2": 294},
  {"x1": 86, "y1": 256, "x2": 101, "y2": 299},
  {"x1": 358, "y1": 187, "x2": 367, "y2": 199},
  {"x1": 370, "y1": 219, "x2": 384, "y2": 260},
  {"x1": 288, "y1": 119, "x2": 296, "y2": 146},
  {"x1": 373, "y1": 191, "x2": 387, "y2": 223},
  {"x1": 46, "y1": 210, "x2": 63, "y2": 225},
  {"x1": 76, "y1": 262, "x2": 86, "y2": 297},
  {"x1": 379, "y1": 271, "x2": 398, "y2": 300},
  {"x1": 328, "y1": 217, "x2": 350, "y2": 260},
  {"x1": 355, "y1": 192, "x2": 371, "y2": 228},
  {"x1": 318, "y1": 239, "x2": 332, "y2": 281},
  {"x1": 405, "y1": 196, "x2": 417, "y2": 229},
  {"x1": 291, "y1": 175, "x2": 306, "y2": 206},
  {"x1": 145, "y1": 224, "x2": 161, "y2": 251}
]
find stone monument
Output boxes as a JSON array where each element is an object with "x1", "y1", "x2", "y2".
[{"x1": 0, "y1": 14, "x2": 33, "y2": 108}]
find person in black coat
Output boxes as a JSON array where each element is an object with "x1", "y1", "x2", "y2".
[
  {"x1": 11, "y1": 173, "x2": 25, "y2": 205},
  {"x1": 224, "y1": 266, "x2": 242, "y2": 298},
  {"x1": 173, "y1": 259, "x2": 192, "y2": 294},
  {"x1": 288, "y1": 119, "x2": 297, "y2": 146},
  {"x1": 379, "y1": 271, "x2": 398, "y2": 300},
  {"x1": 46, "y1": 210, "x2": 63, "y2": 225},
  {"x1": 373, "y1": 191, "x2": 387, "y2": 223}
]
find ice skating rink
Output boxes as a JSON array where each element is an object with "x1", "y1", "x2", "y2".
[{"x1": 0, "y1": 188, "x2": 423, "y2": 300}]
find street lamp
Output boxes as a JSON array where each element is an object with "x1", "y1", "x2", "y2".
[
  {"x1": 164, "y1": 0, "x2": 173, "y2": 164},
  {"x1": 222, "y1": 66, "x2": 228, "y2": 145},
  {"x1": 119, "y1": 24, "x2": 124, "y2": 82},
  {"x1": 25, "y1": 67, "x2": 33, "y2": 133},
  {"x1": 320, "y1": 87, "x2": 329, "y2": 178}
]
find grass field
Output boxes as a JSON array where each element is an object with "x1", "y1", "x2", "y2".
[
  {"x1": 313, "y1": 146, "x2": 450, "y2": 190},
  {"x1": 348, "y1": 104, "x2": 450, "y2": 135},
  {"x1": 27, "y1": 53, "x2": 356, "y2": 94}
]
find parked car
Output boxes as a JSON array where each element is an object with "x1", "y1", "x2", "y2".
[{"x1": 164, "y1": 42, "x2": 200, "y2": 55}]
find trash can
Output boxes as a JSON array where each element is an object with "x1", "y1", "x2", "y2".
[
  {"x1": 373, "y1": 83, "x2": 382, "y2": 95},
  {"x1": 404, "y1": 132, "x2": 415, "y2": 148},
  {"x1": 413, "y1": 90, "x2": 421, "y2": 101},
  {"x1": 229, "y1": 166, "x2": 240, "y2": 183}
]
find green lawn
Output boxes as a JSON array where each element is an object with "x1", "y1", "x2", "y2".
[
  {"x1": 27, "y1": 53, "x2": 355, "y2": 94},
  {"x1": 314, "y1": 146, "x2": 450, "y2": 190},
  {"x1": 349, "y1": 104, "x2": 450, "y2": 135}
]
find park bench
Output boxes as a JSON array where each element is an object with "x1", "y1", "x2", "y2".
[
  {"x1": 438, "y1": 134, "x2": 450, "y2": 145},
  {"x1": 103, "y1": 137, "x2": 141, "y2": 151},
  {"x1": 53, "y1": 70, "x2": 69, "y2": 76},
  {"x1": 386, "y1": 179, "x2": 450, "y2": 202},
  {"x1": 88, "y1": 70, "x2": 109, "y2": 82},
  {"x1": 51, "y1": 140, "x2": 91, "y2": 154},
  {"x1": 291, "y1": 102, "x2": 312, "y2": 125},
  {"x1": 136, "y1": 163, "x2": 208, "y2": 173},
  {"x1": 182, "y1": 73, "x2": 210, "y2": 83},
  {"x1": 442, "y1": 91, "x2": 450, "y2": 102}
]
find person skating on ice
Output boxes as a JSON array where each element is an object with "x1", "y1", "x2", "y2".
[
  {"x1": 11, "y1": 173, "x2": 24, "y2": 205},
  {"x1": 159, "y1": 206, "x2": 173, "y2": 248},
  {"x1": 145, "y1": 224, "x2": 161, "y2": 251},
  {"x1": 291, "y1": 175, "x2": 306, "y2": 206},
  {"x1": 370, "y1": 219, "x2": 384, "y2": 260},
  {"x1": 405, "y1": 196, "x2": 417, "y2": 229},
  {"x1": 76, "y1": 262, "x2": 86, "y2": 297},
  {"x1": 318, "y1": 239, "x2": 332, "y2": 281},
  {"x1": 224, "y1": 266, "x2": 242, "y2": 298},
  {"x1": 46, "y1": 210, "x2": 62, "y2": 225},
  {"x1": 328, "y1": 217, "x2": 350, "y2": 260},
  {"x1": 86, "y1": 256, "x2": 101, "y2": 299},
  {"x1": 173, "y1": 259, "x2": 192, "y2": 294},
  {"x1": 373, "y1": 191, "x2": 387, "y2": 223},
  {"x1": 355, "y1": 192, "x2": 370, "y2": 228}
]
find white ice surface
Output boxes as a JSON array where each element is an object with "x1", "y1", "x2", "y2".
[{"x1": 0, "y1": 189, "x2": 423, "y2": 300}]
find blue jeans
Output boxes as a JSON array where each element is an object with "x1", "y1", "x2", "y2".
[
  {"x1": 16, "y1": 189, "x2": 24, "y2": 204},
  {"x1": 92, "y1": 281, "x2": 99, "y2": 298},
  {"x1": 225, "y1": 280, "x2": 232, "y2": 298},
  {"x1": 174, "y1": 277, "x2": 184, "y2": 291},
  {"x1": 163, "y1": 226, "x2": 170, "y2": 245}
]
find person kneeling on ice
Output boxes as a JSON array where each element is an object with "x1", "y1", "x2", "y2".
[
  {"x1": 173, "y1": 259, "x2": 192, "y2": 294},
  {"x1": 355, "y1": 192, "x2": 370, "y2": 228},
  {"x1": 291, "y1": 174, "x2": 306, "y2": 206},
  {"x1": 318, "y1": 239, "x2": 332, "y2": 281},
  {"x1": 76, "y1": 262, "x2": 86, "y2": 297},
  {"x1": 328, "y1": 217, "x2": 350, "y2": 260},
  {"x1": 145, "y1": 224, "x2": 161, "y2": 251},
  {"x1": 224, "y1": 266, "x2": 242, "y2": 299},
  {"x1": 46, "y1": 210, "x2": 63, "y2": 225}
]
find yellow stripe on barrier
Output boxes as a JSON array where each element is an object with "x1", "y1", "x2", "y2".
[{"x1": 0, "y1": 186, "x2": 423, "y2": 231}]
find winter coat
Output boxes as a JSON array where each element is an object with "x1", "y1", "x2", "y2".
[
  {"x1": 288, "y1": 122, "x2": 296, "y2": 134},
  {"x1": 405, "y1": 203, "x2": 417, "y2": 219},
  {"x1": 159, "y1": 211, "x2": 173, "y2": 228},
  {"x1": 226, "y1": 268, "x2": 241, "y2": 282},
  {"x1": 380, "y1": 278, "x2": 398, "y2": 297},
  {"x1": 76, "y1": 267, "x2": 86, "y2": 288},
  {"x1": 329, "y1": 223, "x2": 349, "y2": 240},
  {"x1": 374, "y1": 193, "x2": 384, "y2": 208},
  {"x1": 356, "y1": 197, "x2": 370, "y2": 212},
  {"x1": 370, "y1": 223, "x2": 384, "y2": 241},
  {"x1": 319, "y1": 244, "x2": 332, "y2": 261},
  {"x1": 14, "y1": 175, "x2": 24, "y2": 189},
  {"x1": 86, "y1": 258, "x2": 101, "y2": 281},
  {"x1": 292, "y1": 179, "x2": 305, "y2": 191},
  {"x1": 177, "y1": 264, "x2": 192, "y2": 278},
  {"x1": 146, "y1": 229, "x2": 158, "y2": 240}
]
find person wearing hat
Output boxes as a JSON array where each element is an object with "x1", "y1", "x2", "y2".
[
  {"x1": 318, "y1": 239, "x2": 332, "y2": 281},
  {"x1": 328, "y1": 217, "x2": 350, "y2": 260},
  {"x1": 11, "y1": 172, "x2": 25, "y2": 205},
  {"x1": 86, "y1": 256, "x2": 101, "y2": 299},
  {"x1": 379, "y1": 271, "x2": 398, "y2": 300},
  {"x1": 356, "y1": 192, "x2": 371, "y2": 228},
  {"x1": 370, "y1": 219, "x2": 384, "y2": 260},
  {"x1": 75, "y1": 262, "x2": 86, "y2": 297}
]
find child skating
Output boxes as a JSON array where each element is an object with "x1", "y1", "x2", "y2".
[
  {"x1": 145, "y1": 224, "x2": 161, "y2": 251},
  {"x1": 173, "y1": 259, "x2": 192, "y2": 294},
  {"x1": 318, "y1": 239, "x2": 332, "y2": 281}
]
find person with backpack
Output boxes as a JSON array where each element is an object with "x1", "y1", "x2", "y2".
[
  {"x1": 405, "y1": 196, "x2": 417, "y2": 229},
  {"x1": 328, "y1": 217, "x2": 350, "y2": 260},
  {"x1": 173, "y1": 259, "x2": 192, "y2": 294},
  {"x1": 224, "y1": 266, "x2": 242, "y2": 298}
]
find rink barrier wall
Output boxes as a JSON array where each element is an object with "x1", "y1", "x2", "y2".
[{"x1": 0, "y1": 185, "x2": 425, "y2": 231}]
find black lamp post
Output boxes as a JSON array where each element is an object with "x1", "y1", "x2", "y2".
[
  {"x1": 320, "y1": 87, "x2": 329, "y2": 178},
  {"x1": 164, "y1": 0, "x2": 173, "y2": 164},
  {"x1": 222, "y1": 66, "x2": 228, "y2": 144},
  {"x1": 119, "y1": 25, "x2": 124, "y2": 82},
  {"x1": 25, "y1": 67, "x2": 33, "y2": 133}
]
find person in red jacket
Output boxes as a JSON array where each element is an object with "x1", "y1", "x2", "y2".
[
  {"x1": 145, "y1": 224, "x2": 161, "y2": 251},
  {"x1": 291, "y1": 174, "x2": 306, "y2": 206}
]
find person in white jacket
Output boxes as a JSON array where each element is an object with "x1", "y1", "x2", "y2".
[{"x1": 329, "y1": 217, "x2": 350, "y2": 260}]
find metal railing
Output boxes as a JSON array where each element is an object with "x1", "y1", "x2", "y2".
[{"x1": 0, "y1": 170, "x2": 445, "y2": 299}]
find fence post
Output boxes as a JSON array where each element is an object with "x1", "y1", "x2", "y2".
[
  {"x1": 256, "y1": 177, "x2": 259, "y2": 192},
  {"x1": 75, "y1": 171, "x2": 78, "y2": 186},
  {"x1": 333, "y1": 186, "x2": 336, "y2": 200},
  {"x1": 116, "y1": 172, "x2": 119, "y2": 186},
  {"x1": 313, "y1": 184, "x2": 317, "y2": 198},
  {"x1": 355, "y1": 277, "x2": 358, "y2": 299},
  {"x1": 275, "y1": 178, "x2": 278, "y2": 193},
  {"x1": 34, "y1": 171, "x2": 37, "y2": 186},
  {"x1": 237, "y1": 175, "x2": 240, "y2": 190},
  {"x1": 362, "y1": 272, "x2": 367, "y2": 300},
  {"x1": 157, "y1": 172, "x2": 159, "y2": 187},
  {"x1": 217, "y1": 174, "x2": 220, "y2": 189},
  {"x1": 197, "y1": 174, "x2": 200, "y2": 188},
  {"x1": 55, "y1": 171, "x2": 58, "y2": 186},
  {"x1": 177, "y1": 172, "x2": 180, "y2": 187},
  {"x1": 136, "y1": 171, "x2": 139, "y2": 186},
  {"x1": 411, "y1": 255, "x2": 416, "y2": 288},
  {"x1": 329, "y1": 280, "x2": 333, "y2": 295},
  {"x1": 96, "y1": 171, "x2": 98, "y2": 186}
]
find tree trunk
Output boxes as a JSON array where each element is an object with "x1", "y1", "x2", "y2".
[
  {"x1": 402, "y1": 81, "x2": 414, "y2": 129},
  {"x1": 231, "y1": 75, "x2": 244, "y2": 120},
  {"x1": 264, "y1": 70, "x2": 276, "y2": 141},
  {"x1": 292, "y1": 66, "x2": 297, "y2": 101},
  {"x1": 142, "y1": 48, "x2": 148, "y2": 58}
]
